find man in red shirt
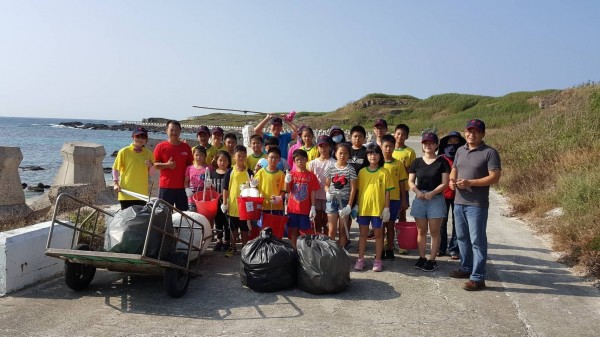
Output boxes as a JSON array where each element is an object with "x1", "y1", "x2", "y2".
[{"x1": 153, "y1": 120, "x2": 193, "y2": 210}]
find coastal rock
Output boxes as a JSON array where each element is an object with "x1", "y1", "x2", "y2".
[
  {"x1": 27, "y1": 186, "x2": 44, "y2": 192},
  {"x1": 22, "y1": 183, "x2": 27, "y2": 189},
  {"x1": 103, "y1": 167, "x2": 112, "y2": 173},
  {"x1": 111, "y1": 150, "x2": 118, "y2": 157},
  {"x1": 20, "y1": 165, "x2": 45, "y2": 171}
]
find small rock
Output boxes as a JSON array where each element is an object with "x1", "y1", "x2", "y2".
[
  {"x1": 22, "y1": 183, "x2": 28, "y2": 189},
  {"x1": 544, "y1": 207, "x2": 564, "y2": 218},
  {"x1": 20, "y1": 165, "x2": 45, "y2": 171},
  {"x1": 27, "y1": 186, "x2": 45, "y2": 192},
  {"x1": 103, "y1": 167, "x2": 112, "y2": 173},
  {"x1": 111, "y1": 151, "x2": 118, "y2": 157},
  {"x1": 37, "y1": 182, "x2": 45, "y2": 188}
]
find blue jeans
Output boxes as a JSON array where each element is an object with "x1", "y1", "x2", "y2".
[
  {"x1": 440, "y1": 198, "x2": 459, "y2": 255},
  {"x1": 454, "y1": 204, "x2": 489, "y2": 282}
]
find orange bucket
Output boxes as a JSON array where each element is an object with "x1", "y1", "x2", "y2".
[
  {"x1": 193, "y1": 190, "x2": 220, "y2": 220},
  {"x1": 395, "y1": 221, "x2": 418, "y2": 250},
  {"x1": 237, "y1": 197, "x2": 264, "y2": 220},
  {"x1": 262, "y1": 212, "x2": 287, "y2": 239}
]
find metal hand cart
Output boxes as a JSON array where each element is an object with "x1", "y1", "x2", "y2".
[{"x1": 45, "y1": 193, "x2": 212, "y2": 298}]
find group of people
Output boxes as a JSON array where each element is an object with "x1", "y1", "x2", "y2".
[{"x1": 111, "y1": 114, "x2": 501, "y2": 291}]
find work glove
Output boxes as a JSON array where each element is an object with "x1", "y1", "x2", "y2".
[
  {"x1": 326, "y1": 189, "x2": 337, "y2": 201},
  {"x1": 381, "y1": 207, "x2": 390, "y2": 223},
  {"x1": 309, "y1": 206, "x2": 316, "y2": 221},
  {"x1": 271, "y1": 195, "x2": 283, "y2": 205},
  {"x1": 339, "y1": 204, "x2": 351, "y2": 218},
  {"x1": 250, "y1": 178, "x2": 259, "y2": 188},
  {"x1": 185, "y1": 188, "x2": 194, "y2": 198},
  {"x1": 350, "y1": 205, "x2": 359, "y2": 219},
  {"x1": 221, "y1": 204, "x2": 229, "y2": 214},
  {"x1": 284, "y1": 171, "x2": 292, "y2": 184}
]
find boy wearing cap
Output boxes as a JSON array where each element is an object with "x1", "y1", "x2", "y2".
[
  {"x1": 209, "y1": 127, "x2": 225, "y2": 167},
  {"x1": 153, "y1": 120, "x2": 194, "y2": 210},
  {"x1": 369, "y1": 119, "x2": 389, "y2": 147},
  {"x1": 112, "y1": 127, "x2": 155, "y2": 209},
  {"x1": 449, "y1": 119, "x2": 502, "y2": 291},
  {"x1": 254, "y1": 113, "x2": 298, "y2": 160},
  {"x1": 195, "y1": 125, "x2": 218, "y2": 166}
]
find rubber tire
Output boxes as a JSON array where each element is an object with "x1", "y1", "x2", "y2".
[
  {"x1": 64, "y1": 244, "x2": 96, "y2": 291},
  {"x1": 164, "y1": 252, "x2": 190, "y2": 298}
]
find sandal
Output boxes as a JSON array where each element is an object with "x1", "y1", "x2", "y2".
[{"x1": 450, "y1": 254, "x2": 459, "y2": 260}]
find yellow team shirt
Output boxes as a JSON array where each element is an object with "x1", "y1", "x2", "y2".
[
  {"x1": 112, "y1": 144, "x2": 154, "y2": 201},
  {"x1": 254, "y1": 168, "x2": 285, "y2": 211},
  {"x1": 246, "y1": 153, "x2": 266, "y2": 172},
  {"x1": 202, "y1": 144, "x2": 219, "y2": 166},
  {"x1": 383, "y1": 159, "x2": 406, "y2": 201},
  {"x1": 301, "y1": 145, "x2": 319, "y2": 162},
  {"x1": 357, "y1": 167, "x2": 394, "y2": 216},
  {"x1": 392, "y1": 146, "x2": 416, "y2": 190},
  {"x1": 225, "y1": 167, "x2": 252, "y2": 217}
]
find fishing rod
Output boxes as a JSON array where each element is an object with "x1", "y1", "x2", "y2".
[{"x1": 192, "y1": 105, "x2": 268, "y2": 115}]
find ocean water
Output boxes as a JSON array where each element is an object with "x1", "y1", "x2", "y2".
[{"x1": 0, "y1": 116, "x2": 195, "y2": 200}]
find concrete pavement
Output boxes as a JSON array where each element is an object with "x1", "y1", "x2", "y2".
[{"x1": 1, "y1": 139, "x2": 599, "y2": 336}]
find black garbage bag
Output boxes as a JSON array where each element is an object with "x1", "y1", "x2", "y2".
[
  {"x1": 240, "y1": 228, "x2": 298, "y2": 292},
  {"x1": 104, "y1": 200, "x2": 175, "y2": 259},
  {"x1": 297, "y1": 234, "x2": 351, "y2": 294}
]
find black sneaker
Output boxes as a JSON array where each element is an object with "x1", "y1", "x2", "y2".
[
  {"x1": 414, "y1": 257, "x2": 427, "y2": 270},
  {"x1": 387, "y1": 249, "x2": 395, "y2": 260},
  {"x1": 422, "y1": 260, "x2": 439, "y2": 272},
  {"x1": 367, "y1": 230, "x2": 375, "y2": 240}
]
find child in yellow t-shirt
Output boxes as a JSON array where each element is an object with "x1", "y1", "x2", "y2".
[
  {"x1": 393, "y1": 123, "x2": 416, "y2": 222},
  {"x1": 221, "y1": 145, "x2": 254, "y2": 257},
  {"x1": 300, "y1": 127, "x2": 319, "y2": 163},
  {"x1": 381, "y1": 135, "x2": 407, "y2": 260},
  {"x1": 254, "y1": 147, "x2": 286, "y2": 213},
  {"x1": 355, "y1": 144, "x2": 393, "y2": 272},
  {"x1": 246, "y1": 134, "x2": 266, "y2": 173}
]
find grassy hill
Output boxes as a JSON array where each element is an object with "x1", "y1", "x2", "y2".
[{"x1": 187, "y1": 85, "x2": 600, "y2": 277}]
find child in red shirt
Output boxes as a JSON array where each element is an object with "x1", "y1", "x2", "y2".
[{"x1": 285, "y1": 149, "x2": 320, "y2": 249}]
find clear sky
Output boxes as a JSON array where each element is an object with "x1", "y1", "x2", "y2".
[{"x1": 1, "y1": 0, "x2": 599, "y2": 121}]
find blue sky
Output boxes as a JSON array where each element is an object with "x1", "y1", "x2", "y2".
[{"x1": 1, "y1": 0, "x2": 599, "y2": 121}]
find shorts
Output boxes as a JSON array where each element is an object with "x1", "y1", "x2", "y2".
[
  {"x1": 410, "y1": 193, "x2": 447, "y2": 219},
  {"x1": 159, "y1": 188, "x2": 189, "y2": 211},
  {"x1": 229, "y1": 216, "x2": 251, "y2": 232},
  {"x1": 389, "y1": 200, "x2": 401, "y2": 223},
  {"x1": 357, "y1": 216, "x2": 383, "y2": 229},
  {"x1": 287, "y1": 213, "x2": 311, "y2": 230},
  {"x1": 326, "y1": 197, "x2": 349, "y2": 214},
  {"x1": 314, "y1": 199, "x2": 326, "y2": 211}
]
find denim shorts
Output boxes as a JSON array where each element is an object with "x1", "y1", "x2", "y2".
[
  {"x1": 410, "y1": 193, "x2": 447, "y2": 219},
  {"x1": 287, "y1": 213, "x2": 311, "y2": 230},
  {"x1": 357, "y1": 216, "x2": 383, "y2": 229},
  {"x1": 326, "y1": 198, "x2": 349, "y2": 214}
]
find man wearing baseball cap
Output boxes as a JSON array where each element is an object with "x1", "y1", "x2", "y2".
[
  {"x1": 369, "y1": 118, "x2": 389, "y2": 147},
  {"x1": 449, "y1": 118, "x2": 502, "y2": 291},
  {"x1": 254, "y1": 113, "x2": 298, "y2": 160}
]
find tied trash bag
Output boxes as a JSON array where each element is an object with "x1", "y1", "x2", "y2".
[
  {"x1": 104, "y1": 201, "x2": 175, "y2": 259},
  {"x1": 240, "y1": 228, "x2": 298, "y2": 292},
  {"x1": 297, "y1": 234, "x2": 351, "y2": 294}
]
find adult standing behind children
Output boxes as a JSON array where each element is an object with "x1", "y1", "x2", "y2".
[
  {"x1": 254, "y1": 113, "x2": 298, "y2": 160},
  {"x1": 449, "y1": 119, "x2": 501, "y2": 291},
  {"x1": 369, "y1": 119, "x2": 389, "y2": 147},
  {"x1": 112, "y1": 127, "x2": 154, "y2": 209},
  {"x1": 408, "y1": 132, "x2": 450, "y2": 272},
  {"x1": 153, "y1": 120, "x2": 193, "y2": 211},
  {"x1": 437, "y1": 131, "x2": 466, "y2": 259}
]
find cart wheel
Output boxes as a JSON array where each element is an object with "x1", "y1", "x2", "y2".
[
  {"x1": 64, "y1": 244, "x2": 96, "y2": 291},
  {"x1": 164, "y1": 252, "x2": 190, "y2": 298}
]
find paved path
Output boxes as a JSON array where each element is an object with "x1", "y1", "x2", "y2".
[{"x1": 2, "y1": 139, "x2": 599, "y2": 336}]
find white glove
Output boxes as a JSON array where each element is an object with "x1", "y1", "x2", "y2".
[
  {"x1": 185, "y1": 188, "x2": 194, "y2": 198},
  {"x1": 271, "y1": 195, "x2": 283, "y2": 205},
  {"x1": 326, "y1": 190, "x2": 337, "y2": 201},
  {"x1": 250, "y1": 178, "x2": 259, "y2": 188},
  {"x1": 239, "y1": 182, "x2": 249, "y2": 192},
  {"x1": 339, "y1": 204, "x2": 351, "y2": 218},
  {"x1": 221, "y1": 204, "x2": 229, "y2": 213},
  {"x1": 284, "y1": 171, "x2": 292, "y2": 183},
  {"x1": 381, "y1": 207, "x2": 390, "y2": 223},
  {"x1": 309, "y1": 206, "x2": 316, "y2": 221}
]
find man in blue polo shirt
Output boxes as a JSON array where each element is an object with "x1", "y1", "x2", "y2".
[
  {"x1": 254, "y1": 113, "x2": 298, "y2": 160},
  {"x1": 449, "y1": 119, "x2": 502, "y2": 291}
]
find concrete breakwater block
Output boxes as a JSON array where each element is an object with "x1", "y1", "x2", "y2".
[{"x1": 1, "y1": 221, "x2": 74, "y2": 296}]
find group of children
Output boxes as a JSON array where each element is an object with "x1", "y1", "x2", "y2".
[{"x1": 114, "y1": 117, "x2": 454, "y2": 272}]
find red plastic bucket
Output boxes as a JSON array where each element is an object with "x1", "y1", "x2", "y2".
[
  {"x1": 262, "y1": 212, "x2": 287, "y2": 239},
  {"x1": 248, "y1": 223, "x2": 261, "y2": 240},
  {"x1": 193, "y1": 190, "x2": 220, "y2": 220},
  {"x1": 395, "y1": 221, "x2": 418, "y2": 250},
  {"x1": 237, "y1": 197, "x2": 264, "y2": 220}
]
